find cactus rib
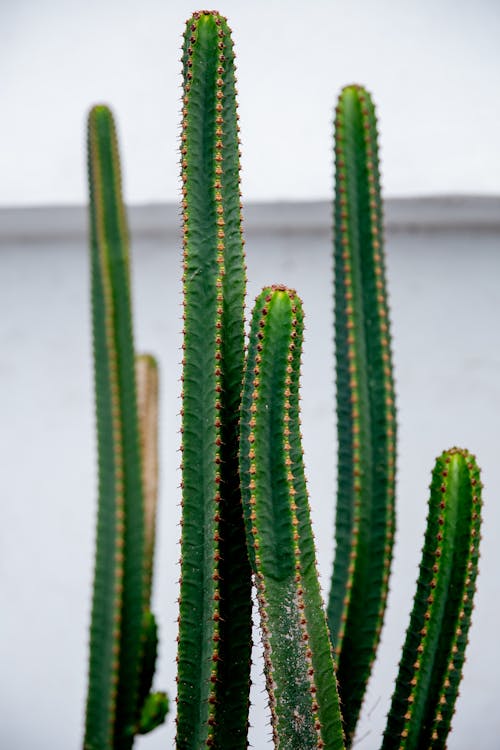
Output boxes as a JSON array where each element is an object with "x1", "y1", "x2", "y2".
[
  {"x1": 382, "y1": 448, "x2": 482, "y2": 750},
  {"x1": 176, "y1": 11, "x2": 252, "y2": 748},
  {"x1": 85, "y1": 105, "x2": 145, "y2": 749},
  {"x1": 327, "y1": 84, "x2": 396, "y2": 743},
  {"x1": 240, "y1": 286, "x2": 345, "y2": 750}
]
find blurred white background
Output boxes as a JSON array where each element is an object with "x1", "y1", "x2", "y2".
[{"x1": 1, "y1": 0, "x2": 500, "y2": 205}]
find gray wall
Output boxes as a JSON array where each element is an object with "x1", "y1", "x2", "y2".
[{"x1": 1, "y1": 199, "x2": 499, "y2": 748}]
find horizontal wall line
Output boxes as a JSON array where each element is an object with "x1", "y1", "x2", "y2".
[{"x1": 1, "y1": 196, "x2": 499, "y2": 245}]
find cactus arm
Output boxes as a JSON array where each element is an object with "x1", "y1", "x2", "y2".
[
  {"x1": 327, "y1": 84, "x2": 396, "y2": 743},
  {"x1": 138, "y1": 692, "x2": 169, "y2": 735},
  {"x1": 382, "y1": 448, "x2": 482, "y2": 750},
  {"x1": 137, "y1": 611, "x2": 159, "y2": 711},
  {"x1": 177, "y1": 11, "x2": 252, "y2": 748},
  {"x1": 240, "y1": 286, "x2": 345, "y2": 750},
  {"x1": 84, "y1": 106, "x2": 145, "y2": 749},
  {"x1": 135, "y1": 354, "x2": 159, "y2": 605}
]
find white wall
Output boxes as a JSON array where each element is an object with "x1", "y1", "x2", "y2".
[
  {"x1": 1, "y1": 206, "x2": 499, "y2": 748},
  {"x1": 1, "y1": 0, "x2": 500, "y2": 205}
]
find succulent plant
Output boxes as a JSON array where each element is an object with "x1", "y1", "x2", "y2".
[
  {"x1": 84, "y1": 106, "x2": 167, "y2": 750},
  {"x1": 176, "y1": 11, "x2": 252, "y2": 749},
  {"x1": 83, "y1": 10, "x2": 482, "y2": 750},
  {"x1": 328, "y1": 82, "x2": 397, "y2": 745},
  {"x1": 382, "y1": 447, "x2": 482, "y2": 750}
]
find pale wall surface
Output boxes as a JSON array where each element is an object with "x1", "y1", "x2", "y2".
[
  {"x1": 1, "y1": 0, "x2": 500, "y2": 205},
  {"x1": 1, "y1": 199, "x2": 499, "y2": 748}
]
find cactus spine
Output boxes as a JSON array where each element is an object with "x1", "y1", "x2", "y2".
[
  {"x1": 84, "y1": 106, "x2": 166, "y2": 750},
  {"x1": 382, "y1": 448, "x2": 482, "y2": 749},
  {"x1": 328, "y1": 84, "x2": 396, "y2": 744},
  {"x1": 176, "y1": 11, "x2": 252, "y2": 748},
  {"x1": 240, "y1": 286, "x2": 345, "y2": 749}
]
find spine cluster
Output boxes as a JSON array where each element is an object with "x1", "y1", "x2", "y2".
[
  {"x1": 177, "y1": 11, "x2": 252, "y2": 748},
  {"x1": 328, "y1": 84, "x2": 396, "y2": 743},
  {"x1": 240, "y1": 286, "x2": 344, "y2": 750},
  {"x1": 382, "y1": 448, "x2": 482, "y2": 749}
]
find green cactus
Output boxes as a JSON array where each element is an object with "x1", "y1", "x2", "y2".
[
  {"x1": 176, "y1": 10, "x2": 252, "y2": 749},
  {"x1": 84, "y1": 105, "x2": 166, "y2": 750},
  {"x1": 82, "y1": 12, "x2": 484, "y2": 750},
  {"x1": 240, "y1": 286, "x2": 345, "y2": 749},
  {"x1": 382, "y1": 448, "x2": 482, "y2": 749},
  {"x1": 327, "y1": 84, "x2": 397, "y2": 744}
]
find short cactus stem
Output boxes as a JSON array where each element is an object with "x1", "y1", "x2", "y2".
[
  {"x1": 176, "y1": 10, "x2": 252, "y2": 748},
  {"x1": 240, "y1": 286, "x2": 345, "y2": 750},
  {"x1": 135, "y1": 354, "x2": 159, "y2": 605},
  {"x1": 382, "y1": 447, "x2": 482, "y2": 750},
  {"x1": 85, "y1": 105, "x2": 146, "y2": 749},
  {"x1": 328, "y1": 84, "x2": 396, "y2": 744}
]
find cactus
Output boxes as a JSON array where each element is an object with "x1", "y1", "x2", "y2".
[
  {"x1": 84, "y1": 106, "x2": 166, "y2": 750},
  {"x1": 82, "y1": 12, "x2": 483, "y2": 750},
  {"x1": 135, "y1": 354, "x2": 159, "y2": 606},
  {"x1": 176, "y1": 10, "x2": 252, "y2": 749},
  {"x1": 239, "y1": 285, "x2": 344, "y2": 748},
  {"x1": 328, "y1": 84, "x2": 396, "y2": 744},
  {"x1": 382, "y1": 448, "x2": 482, "y2": 749}
]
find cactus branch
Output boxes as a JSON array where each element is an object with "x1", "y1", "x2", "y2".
[
  {"x1": 382, "y1": 448, "x2": 482, "y2": 750},
  {"x1": 84, "y1": 105, "x2": 146, "y2": 749},
  {"x1": 328, "y1": 84, "x2": 396, "y2": 744},
  {"x1": 176, "y1": 11, "x2": 252, "y2": 748},
  {"x1": 240, "y1": 286, "x2": 345, "y2": 750}
]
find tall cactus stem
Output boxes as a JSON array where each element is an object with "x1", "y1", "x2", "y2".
[
  {"x1": 382, "y1": 448, "x2": 482, "y2": 750},
  {"x1": 84, "y1": 105, "x2": 145, "y2": 749},
  {"x1": 327, "y1": 84, "x2": 396, "y2": 744},
  {"x1": 240, "y1": 286, "x2": 345, "y2": 750},
  {"x1": 176, "y1": 10, "x2": 252, "y2": 748}
]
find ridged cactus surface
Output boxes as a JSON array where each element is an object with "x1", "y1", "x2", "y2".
[
  {"x1": 328, "y1": 84, "x2": 396, "y2": 744},
  {"x1": 382, "y1": 448, "x2": 482, "y2": 749},
  {"x1": 176, "y1": 11, "x2": 252, "y2": 748},
  {"x1": 240, "y1": 286, "x2": 345, "y2": 750},
  {"x1": 85, "y1": 107, "x2": 166, "y2": 750},
  {"x1": 85, "y1": 106, "x2": 146, "y2": 749}
]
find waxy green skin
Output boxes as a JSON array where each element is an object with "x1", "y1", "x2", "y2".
[
  {"x1": 84, "y1": 106, "x2": 166, "y2": 750},
  {"x1": 177, "y1": 11, "x2": 252, "y2": 749},
  {"x1": 328, "y1": 84, "x2": 396, "y2": 745},
  {"x1": 382, "y1": 448, "x2": 482, "y2": 749},
  {"x1": 85, "y1": 106, "x2": 146, "y2": 750},
  {"x1": 240, "y1": 286, "x2": 345, "y2": 750}
]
